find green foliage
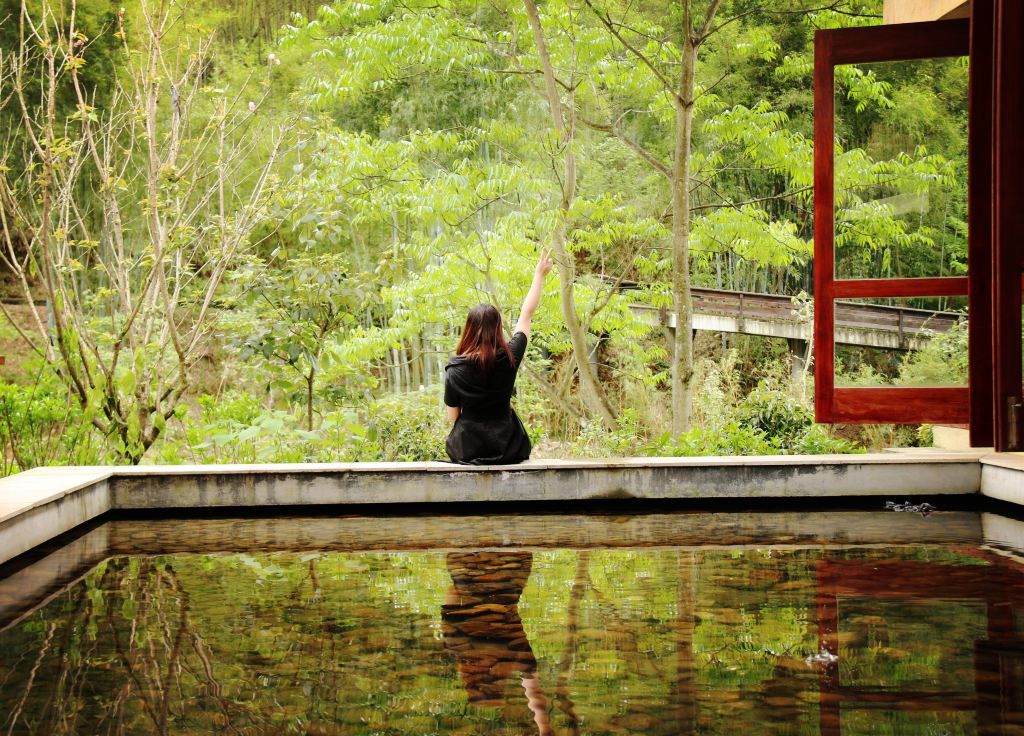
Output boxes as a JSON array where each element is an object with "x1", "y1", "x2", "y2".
[
  {"x1": 152, "y1": 388, "x2": 449, "y2": 463},
  {"x1": 0, "y1": 0, "x2": 962, "y2": 463},
  {"x1": 570, "y1": 409, "x2": 643, "y2": 458},
  {"x1": 228, "y1": 253, "x2": 369, "y2": 429},
  {"x1": 737, "y1": 384, "x2": 813, "y2": 447},
  {"x1": 364, "y1": 390, "x2": 449, "y2": 461},
  {"x1": 0, "y1": 0, "x2": 291, "y2": 462},
  {"x1": 838, "y1": 316, "x2": 969, "y2": 391},
  {"x1": 647, "y1": 419, "x2": 862, "y2": 458},
  {"x1": 651, "y1": 422, "x2": 779, "y2": 457},
  {"x1": 788, "y1": 424, "x2": 865, "y2": 455},
  {"x1": 898, "y1": 317, "x2": 969, "y2": 387},
  {"x1": 569, "y1": 357, "x2": 863, "y2": 458},
  {"x1": 152, "y1": 392, "x2": 363, "y2": 464},
  {"x1": 0, "y1": 366, "x2": 99, "y2": 475}
]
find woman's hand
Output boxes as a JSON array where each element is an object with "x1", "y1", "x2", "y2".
[{"x1": 535, "y1": 248, "x2": 554, "y2": 278}]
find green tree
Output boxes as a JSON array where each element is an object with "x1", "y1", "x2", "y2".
[
  {"x1": 232, "y1": 253, "x2": 366, "y2": 430},
  {"x1": 0, "y1": 0, "x2": 291, "y2": 461}
]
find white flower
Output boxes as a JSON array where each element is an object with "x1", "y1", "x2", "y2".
[
  {"x1": 247, "y1": 101, "x2": 257, "y2": 112},
  {"x1": 275, "y1": 58, "x2": 281, "y2": 65},
  {"x1": 268, "y1": 53, "x2": 276, "y2": 62}
]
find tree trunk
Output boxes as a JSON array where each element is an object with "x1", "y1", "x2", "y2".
[
  {"x1": 306, "y1": 368, "x2": 316, "y2": 431},
  {"x1": 523, "y1": 0, "x2": 616, "y2": 429},
  {"x1": 410, "y1": 333, "x2": 423, "y2": 389},
  {"x1": 671, "y1": 4, "x2": 699, "y2": 435}
]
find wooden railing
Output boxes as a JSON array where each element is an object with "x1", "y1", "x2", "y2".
[{"x1": 625, "y1": 286, "x2": 961, "y2": 350}]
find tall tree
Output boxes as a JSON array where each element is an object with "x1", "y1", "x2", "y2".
[
  {"x1": 522, "y1": 0, "x2": 616, "y2": 427},
  {"x1": 0, "y1": 0, "x2": 289, "y2": 461},
  {"x1": 574, "y1": 0, "x2": 721, "y2": 433}
]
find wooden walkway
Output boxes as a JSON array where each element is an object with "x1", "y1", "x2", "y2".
[{"x1": 629, "y1": 287, "x2": 961, "y2": 350}]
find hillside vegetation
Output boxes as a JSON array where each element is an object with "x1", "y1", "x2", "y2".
[{"x1": 0, "y1": 0, "x2": 968, "y2": 469}]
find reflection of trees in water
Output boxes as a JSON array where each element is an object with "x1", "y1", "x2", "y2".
[
  {"x1": 1, "y1": 558, "x2": 244, "y2": 736},
  {"x1": 565, "y1": 550, "x2": 697, "y2": 736},
  {"x1": 0, "y1": 549, "x2": 701, "y2": 736},
  {"x1": 1, "y1": 556, "x2": 349, "y2": 735},
  {"x1": 4, "y1": 546, "x2": 1019, "y2": 735}
]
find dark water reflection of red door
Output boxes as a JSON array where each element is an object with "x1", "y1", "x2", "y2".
[{"x1": 816, "y1": 553, "x2": 1024, "y2": 734}]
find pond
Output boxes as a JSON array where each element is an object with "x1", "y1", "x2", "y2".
[{"x1": 0, "y1": 509, "x2": 1022, "y2": 735}]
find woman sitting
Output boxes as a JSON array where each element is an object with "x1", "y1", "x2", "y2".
[{"x1": 443, "y1": 249, "x2": 553, "y2": 465}]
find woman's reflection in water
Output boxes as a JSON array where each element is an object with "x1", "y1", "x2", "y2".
[{"x1": 442, "y1": 551, "x2": 553, "y2": 735}]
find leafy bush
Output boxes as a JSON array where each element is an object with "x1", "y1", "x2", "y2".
[
  {"x1": 152, "y1": 388, "x2": 450, "y2": 464},
  {"x1": 565, "y1": 354, "x2": 864, "y2": 458},
  {"x1": 788, "y1": 425, "x2": 865, "y2": 455},
  {"x1": 0, "y1": 368, "x2": 99, "y2": 475},
  {"x1": 898, "y1": 317, "x2": 968, "y2": 386},
  {"x1": 737, "y1": 384, "x2": 813, "y2": 446},
  {"x1": 570, "y1": 410, "x2": 641, "y2": 458},
  {"x1": 649, "y1": 422, "x2": 778, "y2": 456},
  {"x1": 646, "y1": 419, "x2": 863, "y2": 457},
  {"x1": 364, "y1": 390, "x2": 448, "y2": 462},
  {"x1": 152, "y1": 393, "x2": 367, "y2": 464},
  {"x1": 691, "y1": 351, "x2": 744, "y2": 430}
]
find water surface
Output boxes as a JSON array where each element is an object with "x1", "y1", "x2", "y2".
[{"x1": 1, "y1": 510, "x2": 1023, "y2": 735}]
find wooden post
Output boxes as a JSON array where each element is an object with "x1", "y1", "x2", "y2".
[
  {"x1": 814, "y1": 28, "x2": 836, "y2": 423},
  {"x1": 990, "y1": 0, "x2": 1024, "y2": 451},
  {"x1": 968, "y1": 0, "x2": 996, "y2": 447}
]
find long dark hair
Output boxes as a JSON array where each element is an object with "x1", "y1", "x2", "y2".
[{"x1": 455, "y1": 304, "x2": 516, "y2": 374}]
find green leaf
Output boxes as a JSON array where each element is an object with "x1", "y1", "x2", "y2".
[{"x1": 116, "y1": 370, "x2": 137, "y2": 396}]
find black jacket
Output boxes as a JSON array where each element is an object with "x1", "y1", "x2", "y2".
[{"x1": 443, "y1": 331, "x2": 531, "y2": 465}]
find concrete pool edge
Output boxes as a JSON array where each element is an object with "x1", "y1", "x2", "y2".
[{"x1": 0, "y1": 451, "x2": 1004, "y2": 566}]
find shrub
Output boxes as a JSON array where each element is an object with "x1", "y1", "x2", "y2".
[
  {"x1": 152, "y1": 388, "x2": 450, "y2": 464},
  {"x1": 788, "y1": 425, "x2": 865, "y2": 455},
  {"x1": 152, "y1": 392, "x2": 367, "y2": 464},
  {"x1": 0, "y1": 367, "x2": 98, "y2": 475},
  {"x1": 365, "y1": 390, "x2": 448, "y2": 462},
  {"x1": 737, "y1": 384, "x2": 813, "y2": 447},
  {"x1": 898, "y1": 317, "x2": 968, "y2": 386},
  {"x1": 569, "y1": 409, "x2": 641, "y2": 458},
  {"x1": 649, "y1": 422, "x2": 779, "y2": 456}
]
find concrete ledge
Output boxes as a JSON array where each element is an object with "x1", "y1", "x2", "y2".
[
  {"x1": 980, "y1": 454, "x2": 1024, "y2": 506},
  {"x1": 109, "y1": 454, "x2": 983, "y2": 510},
  {"x1": 0, "y1": 452, "x2": 992, "y2": 567},
  {"x1": 0, "y1": 466, "x2": 112, "y2": 524},
  {"x1": 0, "y1": 468, "x2": 111, "y2": 566},
  {"x1": 108, "y1": 452, "x2": 986, "y2": 473}
]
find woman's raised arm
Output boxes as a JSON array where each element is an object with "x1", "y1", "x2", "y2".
[{"x1": 514, "y1": 248, "x2": 554, "y2": 337}]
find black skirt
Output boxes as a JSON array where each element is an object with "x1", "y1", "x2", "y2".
[{"x1": 445, "y1": 408, "x2": 532, "y2": 465}]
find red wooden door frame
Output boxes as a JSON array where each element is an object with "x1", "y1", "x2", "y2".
[
  {"x1": 814, "y1": 19, "x2": 971, "y2": 425},
  {"x1": 989, "y1": 0, "x2": 1024, "y2": 450},
  {"x1": 967, "y1": 0, "x2": 994, "y2": 448}
]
